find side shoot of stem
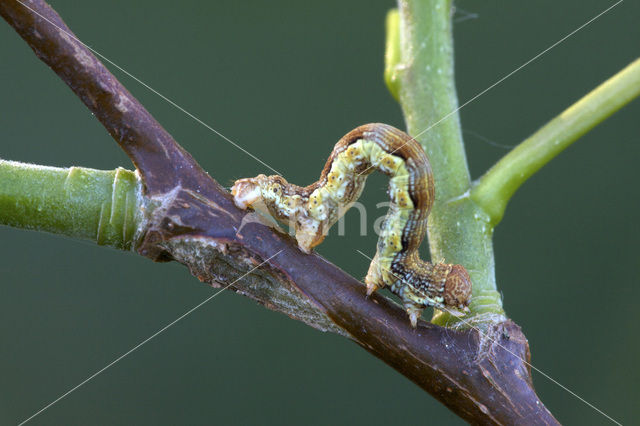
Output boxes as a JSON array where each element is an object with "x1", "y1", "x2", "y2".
[
  {"x1": 472, "y1": 58, "x2": 640, "y2": 225},
  {"x1": 0, "y1": 160, "x2": 142, "y2": 250}
]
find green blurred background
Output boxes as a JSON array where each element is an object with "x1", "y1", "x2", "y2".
[{"x1": 1, "y1": 0, "x2": 638, "y2": 424}]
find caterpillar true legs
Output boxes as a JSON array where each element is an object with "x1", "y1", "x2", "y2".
[{"x1": 232, "y1": 123, "x2": 472, "y2": 327}]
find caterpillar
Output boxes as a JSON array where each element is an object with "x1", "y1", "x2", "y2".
[{"x1": 231, "y1": 123, "x2": 471, "y2": 327}]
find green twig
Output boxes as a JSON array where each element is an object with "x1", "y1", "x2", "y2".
[
  {"x1": 472, "y1": 58, "x2": 640, "y2": 225},
  {"x1": 384, "y1": 9, "x2": 401, "y2": 101},
  {"x1": 390, "y1": 0, "x2": 504, "y2": 325},
  {"x1": 0, "y1": 160, "x2": 142, "y2": 250}
]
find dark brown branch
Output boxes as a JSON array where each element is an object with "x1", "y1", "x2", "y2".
[
  {"x1": 0, "y1": 0, "x2": 202, "y2": 195},
  {"x1": 1, "y1": 1, "x2": 558, "y2": 424}
]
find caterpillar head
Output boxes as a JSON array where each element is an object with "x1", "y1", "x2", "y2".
[{"x1": 231, "y1": 174, "x2": 271, "y2": 209}]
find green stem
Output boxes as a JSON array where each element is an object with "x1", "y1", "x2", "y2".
[
  {"x1": 384, "y1": 9, "x2": 401, "y2": 102},
  {"x1": 472, "y1": 58, "x2": 640, "y2": 225},
  {"x1": 0, "y1": 160, "x2": 143, "y2": 250},
  {"x1": 391, "y1": 0, "x2": 504, "y2": 325}
]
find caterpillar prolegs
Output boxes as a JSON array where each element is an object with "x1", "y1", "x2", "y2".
[{"x1": 232, "y1": 123, "x2": 471, "y2": 327}]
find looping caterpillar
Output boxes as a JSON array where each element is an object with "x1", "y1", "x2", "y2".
[{"x1": 232, "y1": 123, "x2": 471, "y2": 326}]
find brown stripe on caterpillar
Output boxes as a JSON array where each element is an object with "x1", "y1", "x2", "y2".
[{"x1": 232, "y1": 123, "x2": 471, "y2": 327}]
